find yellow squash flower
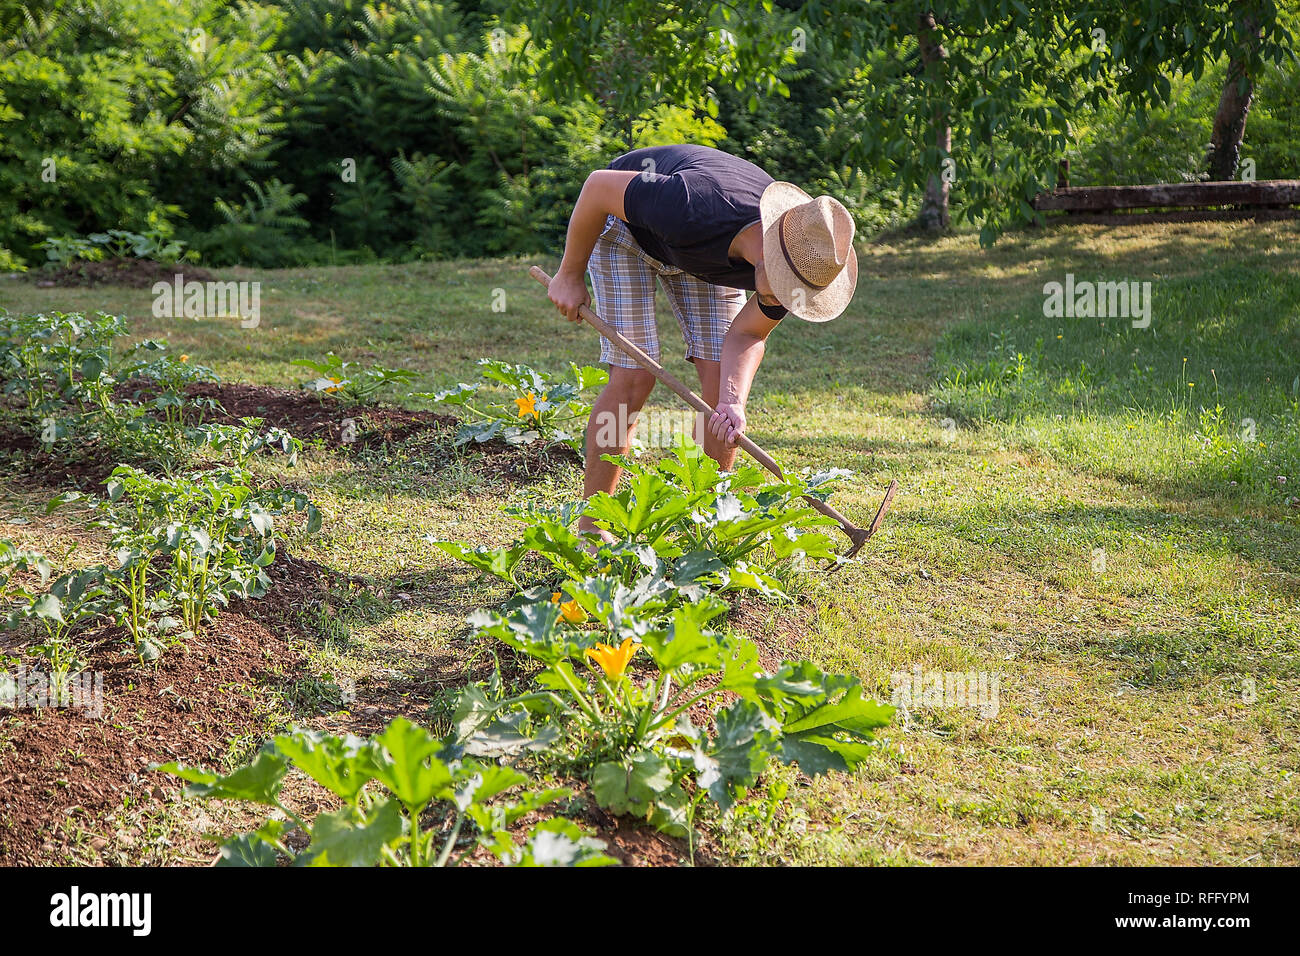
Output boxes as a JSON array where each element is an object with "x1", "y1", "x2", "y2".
[
  {"x1": 585, "y1": 637, "x2": 639, "y2": 681},
  {"x1": 549, "y1": 592, "x2": 587, "y2": 624},
  {"x1": 515, "y1": 392, "x2": 539, "y2": 419},
  {"x1": 559, "y1": 600, "x2": 587, "y2": 624}
]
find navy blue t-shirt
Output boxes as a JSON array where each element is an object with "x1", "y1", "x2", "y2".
[{"x1": 608, "y1": 145, "x2": 785, "y2": 319}]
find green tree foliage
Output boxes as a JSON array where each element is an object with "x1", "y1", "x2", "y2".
[
  {"x1": 1055, "y1": 1, "x2": 1298, "y2": 188},
  {"x1": 262, "y1": 1, "x2": 615, "y2": 260},
  {"x1": 802, "y1": 0, "x2": 1295, "y2": 240},
  {"x1": 715, "y1": 11, "x2": 908, "y2": 235},
  {"x1": 1246, "y1": 49, "x2": 1300, "y2": 179},
  {"x1": 2, "y1": 0, "x2": 1296, "y2": 267},
  {"x1": 504, "y1": 0, "x2": 801, "y2": 144},
  {"x1": 1070, "y1": 69, "x2": 1221, "y2": 186},
  {"x1": 518, "y1": 0, "x2": 1293, "y2": 240},
  {"x1": 192, "y1": 178, "x2": 311, "y2": 267},
  {"x1": 0, "y1": 0, "x2": 284, "y2": 268}
]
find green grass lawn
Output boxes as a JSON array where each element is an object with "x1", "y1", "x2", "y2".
[{"x1": 2, "y1": 218, "x2": 1297, "y2": 865}]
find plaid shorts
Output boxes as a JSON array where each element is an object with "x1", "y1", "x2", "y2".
[{"x1": 588, "y1": 215, "x2": 746, "y2": 368}]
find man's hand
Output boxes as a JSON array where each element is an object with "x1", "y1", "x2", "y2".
[
  {"x1": 548, "y1": 270, "x2": 591, "y2": 323},
  {"x1": 708, "y1": 402, "x2": 746, "y2": 447}
]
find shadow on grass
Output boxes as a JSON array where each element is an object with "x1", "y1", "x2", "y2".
[
  {"x1": 902, "y1": 496, "x2": 1300, "y2": 590},
  {"x1": 929, "y1": 263, "x2": 1300, "y2": 503}
]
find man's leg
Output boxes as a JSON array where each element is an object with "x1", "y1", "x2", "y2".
[
  {"x1": 577, "y1": 367, "x2": 657, "y2": 540},
  {"x1": 691, "y1": 359, "x2": 738, "y2": 470},
  {"x1": 580, "y1": 215, "x2": 662, "y2": 541}
]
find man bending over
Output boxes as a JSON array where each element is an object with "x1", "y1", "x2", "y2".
[{"x1": 545, "y1": 143, "x2": 858, "y2": 542}]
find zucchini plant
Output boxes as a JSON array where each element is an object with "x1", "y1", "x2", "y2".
[
  {"x1": 456, "y1": 590, "x2": 894, "y2": 839},
  {"x1": 418, "y1": 358, "x2": 606, "y2": 452},
  {"x1": 434, "y1": 439, "x2": 843, "y2": 601},
  {"x1": 159, "y1": 718, "x2": 615, "y2": 867},
  {"x1": 101, "y1": 465, "x2": 319, "y2": 638},
  {"x1": 11, "y1": 464, "x2": 323, "y2": 665},
  {"x1": 293, "y1": 352, "x2": 417, "y2": 404},
  {"x1": 431, "y1": 438, "x2": 892, "y2": 842},
  {"x1": 1, "y1": 310, "x2": 306, "y2": 477}
]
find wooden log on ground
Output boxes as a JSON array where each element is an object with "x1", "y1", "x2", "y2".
[
  {"x1": 1037, "y1": 207, "x2": 1300, "y2": 227},
  {"x1": 1032, "y1": 180, "x2": 1300, "y2": 212}
]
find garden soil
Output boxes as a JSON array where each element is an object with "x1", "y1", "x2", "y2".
[
  {"x1": 31, "y1": 258, "x2": 216, "y2": 289},
  {"x1": 1, "y1": 382, "x2": 579, "y2": 489},
  {"x1": 0, "y1": 612, "x2": 300, "y2": 865}
]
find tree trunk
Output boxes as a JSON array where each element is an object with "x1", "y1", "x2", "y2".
[
  {"x1": 915, "y1": 12, "x2": 951, "y2": 231},
  {"x1": 1205, "y1": 6, "x2": 1262, "y2": 181}
]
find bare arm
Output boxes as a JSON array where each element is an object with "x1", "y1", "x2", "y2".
[
  {"x1": 548, "y1": 169, "x2": 639, "y2": 322},
  {"x1": 708, "y1": 295, "x2": 779, "y2": 444}
]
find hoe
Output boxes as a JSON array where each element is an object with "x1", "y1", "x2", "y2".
[{"x1": 530, "y1": 265, "x2": 897, "y2": 567}]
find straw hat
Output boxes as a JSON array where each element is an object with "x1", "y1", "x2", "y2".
[{"x1": 760, "y1": 182, "x2": 858, "y2": 322}]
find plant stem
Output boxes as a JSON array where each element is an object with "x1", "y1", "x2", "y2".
[
  {"x1": 555, "y1": 663, "x2": 601, "y2": 722},
  {"x1": 686, "y1": 790, "x2": 707, "y2": 866},
  {"x1": 274, "y1": 800, "x2": 311, "y2": 836},
  {"x1": 435, "y1": 812, "x2": 464, "y2": 867},
  {"x1": 649, "y1": 686, "x2": 717, "y2": 731}
]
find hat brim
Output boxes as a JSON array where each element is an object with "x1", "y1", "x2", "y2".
[{"x1": 760, "y1": 181, "x2": 858, "y2": 323}]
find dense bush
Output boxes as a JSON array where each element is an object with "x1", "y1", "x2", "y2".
[{"x1": 0, "y1": 0, "x2": 283, "y2": 269}]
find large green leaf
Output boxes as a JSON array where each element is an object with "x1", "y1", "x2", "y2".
[
  {"x1": 570, "y1": 363, "x2": 608, "y2": 392},
  {"x1": 714, "y1": 562, "x2": 786, "y2": 599},
  {"x1": 779, "y1": 733, "x2": 881, "y2": 777},
  {"x1": 453, "y1": 764, "x2": 528, "y2": 811},
  {"x1": 432, "y1": 540, "x2": 528, "y2": 582},
  {"x1": 271, "y1": 728, "x2": 374, "y2": 805},
  {"x1": 695, "y1": 700, "x2": 778, "y2": 812},
  {"x1": 156, "y1": 750, "x2": 289, "y2": 805},
  {"x1": 469, "y1": 601, "x2": 574, "y2": 665},
  {"x1": 671, "y1": 548, "x2": 725, "y2": 586},
  {"x1": 30, "y1": 592, "x2": 63, "y2": 623},
  {"x1": 769, "y1": 527, "x2": 839, "y2": 562},
  {"x1": 656, "y1": 438, "x2": 721, "y2": 494},
  {"x1": 216, "y1": 820, "x2": 287, "y2": 867},
  {"x1": 451, "y1": 683, "x2": 497, "y2": 743},
  {"x1": 639, "y1": 606, "x2": 727, "y2": 676},
  {"x1": 717, "y1": 637, "x2": 765, "y2": 695},
  {"x1": 565, "y1": 573, "x2": 673, "y2": 640},
  {"x1": 297, "y1": 799, "x2": 405, "y2": 867},
  {"x1": 370, "y1": 717, "x2": 453, "y2": 811},
  {"x1": 511, "y1": 818, "x2": 617, "y2": 867},
  {"x1": 748, "y1": 661, "x2": 896, "y2": 776},
  {"x1": 592, "y1": 750, "x2": 674, "y2": 817},
  {"x1": 467, "y1": 787, "x2": 572, "y2": 836},
  {"x1": 586, "y1": 467, "x2": 696, "y2": 541},
  {"x1": 647, "y1": 783, "x2": 691, "y2": 838},
  {"x1": 463, "y1": 710, "x2": 562, "y2": 759},
  {"x1": 582, "y1": 490, "x2": 635, "y2": 537},
  {"x1": 520, "y1": 521, "x2": 595, "y2": 577},
  {"x1": 216, "y1": 835, "x2": 281, "y2": 867}
]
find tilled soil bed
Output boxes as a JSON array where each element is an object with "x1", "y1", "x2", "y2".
[
  {"x1": 1, "y1": 381, "x2": 581, "y2": 490},
  {"x1": 0, "y1": 612, "x2": 301, "y2": 865},
  {"x1": 180, "y1": 381, "x2": 458, "y2": 448},
  {"x1": 29, "y1": 258, "x2": 215, "y2": 289},
  {"x1": 181, "y1": 381, "x2": 583, "y2": 477}
]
